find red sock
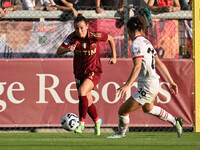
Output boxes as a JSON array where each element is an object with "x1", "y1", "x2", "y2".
[
  {"x1": 87, "y1": 103, "x2": 98, "y2": 122},
  {"x1": 79, "y1": 96, "x2": 88, "y2": 122}
]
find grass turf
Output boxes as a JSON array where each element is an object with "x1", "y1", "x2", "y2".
[{"x1": 0, "y1": 132, "x2": 199, "y2": 150}]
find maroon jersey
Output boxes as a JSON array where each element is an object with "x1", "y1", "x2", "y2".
[{"x1": 62, "y1": 31, "x2": 108, "y2": 78}]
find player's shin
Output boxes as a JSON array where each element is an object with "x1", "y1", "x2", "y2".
[
  {"x1": 88, "y1": 103, "x2": 98, "y2": 122},
  {"x1": 118, "y1": 114, "x2": 130, "y2": 135},
  {"x1": 145, "y1": 106, "x2": 176, "y2": 125},
  {"x1": 74, "y1": 96, "x2": 88, "y2": 133},
  {"x1": 78, "y1": 96, "x2": 89, "y2": 124}
]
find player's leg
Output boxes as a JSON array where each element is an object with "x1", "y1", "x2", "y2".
[
  {"x1": 143, "y1": 102, "x2": 176, "y2": 124},
  {"x1": 87, "y1": 72, "x2": 103, "y2": 135},
  {"x1": 143, "y1": 102, "x2": 183, "y2": 138},
  {"x1": 118, "y1": 96, "x2": 142, "y2": 136},
  {"x1": 87, "y1": 92, "x2": 103, "y2": 136},
  {"x1": 107, "y1": 96, "x2": 142, "y2": 138},
  {"x1": 87, "y1": 92, "x2": 98, "y2": 122},
  {"x1": 75, "y1": 79, "x2": 94, "y2": 133}
]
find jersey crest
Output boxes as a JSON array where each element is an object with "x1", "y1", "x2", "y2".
[{"x1": 89, "y1": 32, "x2": 102, "y2": 38}]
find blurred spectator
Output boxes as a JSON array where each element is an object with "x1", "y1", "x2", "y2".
[
  {"x1": 95, "y1": 0, "x2": 122, "y2": 13},
  {"x1": 52, "y1": 0, "x2": 78, "y2": 18},
  {"x1": 53, "y1": 0, "x2": 75, "y2": 7},
  {"x1": 0, "y1": 22, "x2": 33, "y2": 58},
  {"x1": 147, "y1": 0, "x2": 181, "y2": 12},
  {"x1": 23, "y1": 0, "x2": 78, "y2": 18},
  {"x1": 132, "y1": 0, "x2": 148, "y2": 8},
  {"x1": 188, "y1": 0, "x2": 191, "y2": 10},
  {"x1": 23, "y1": 0, "x2": 55, "y2": 10},
  {"x1": 179, "y1": 0, "x2": 189, "y2": 10},
  {"x1": 95, "y1": 0, "x2": 104, "y2": 13},
  {"x1": 117, "y1": 0, "x2": 124, "y2": 13},
  {"x1": 0, "y1": 0, "x2": 22, "y2": 17},
  {"x1": 75, "y1": 0, "x2": 95, "y2": 9}
]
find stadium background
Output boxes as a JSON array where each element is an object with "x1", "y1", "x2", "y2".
[{"x1": 0, "y1": 0, "x2": 196, "y2": 133}]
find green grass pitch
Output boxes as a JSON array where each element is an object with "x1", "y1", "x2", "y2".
[{"x1": 0, "y1": 132, "x2": 199, "y2": 150}]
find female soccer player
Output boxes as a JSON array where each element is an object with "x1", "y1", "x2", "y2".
[
  {"x1": 107, "y1": 16, "x2": 183, "y2": 138},
  {"x1": 57, "y1": 14, "x2": 117, "y2": 135}
]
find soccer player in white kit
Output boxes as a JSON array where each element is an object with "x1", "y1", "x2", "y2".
[{"x1": 107, "y1": 16, "x2": 183, "y2": 138}]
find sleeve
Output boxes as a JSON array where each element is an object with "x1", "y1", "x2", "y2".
[
  {"x1": 130, "y1": 42, "x2": 144, "y2": 59},
  {"x1": 61, "y1": 32, "x2": 75, "y2": 48},
  {"x1": 99, "y1": 32, "x2": 108, "y2": 42},
  {"x1": 61, "y1": 38, "x2": 72, "y2": 48}
]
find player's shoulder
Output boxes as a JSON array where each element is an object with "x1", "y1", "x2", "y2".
[
  {"x1": 132, "y1": 37, "x2": 143, "y2": 47},
  {"x1": 134, "y1": 36, "x2": 151, "y2": 46},
  {"x1": 134, "y1": 36, "x2": 146, "y2": 42},
  {"x1": 88, "y1": 31, "x2": 105, "y2": 38},
  {"x1": 67, "y1": 31, "x2": 77, "y2": 40}
]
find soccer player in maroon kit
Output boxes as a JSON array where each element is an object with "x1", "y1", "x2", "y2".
[{"x1": 57, "y1": 14, "x2": 117, "y2": 135}]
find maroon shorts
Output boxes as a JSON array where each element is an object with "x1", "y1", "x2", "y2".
[{"x1": 75, "y1": 72, "x2": 101, "y2": 89}]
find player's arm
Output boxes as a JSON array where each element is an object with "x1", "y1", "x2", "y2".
[
  {"x1": 117, "y1": 57, "x2": 142, "y2": 98},
  {"x1": 56, "y1": 33, "x2": 77, "y2": 55},
  {"x1": 155, "y1": 55, "x2": 178, "y2": 94},
  {"x1": 107, "y1": 35, "x2": 117, "y2": 64},
  {"x1": 56, "y1": 45, "x2": 70, "y2": 55},
  {"x1": 56, "y1": 42, "x2": 77, "y2": 55}
]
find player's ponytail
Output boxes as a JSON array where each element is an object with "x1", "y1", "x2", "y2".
[{"x1": 74, "y1": 13, "x2": 87, "y2": 25}]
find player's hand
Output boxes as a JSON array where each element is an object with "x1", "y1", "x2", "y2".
[
  {"x1": 68, "y1": 42, "x2": 77, "y2": 52},
  {"x1": 116, "y1": 84, "x2": 129, "y2": 98},
  {"x1": 169, "y1": 82, "x2": 178, "y2": 94},
  {"x1": 108, "y1": 57, "x2": 117, "y2": 64}
]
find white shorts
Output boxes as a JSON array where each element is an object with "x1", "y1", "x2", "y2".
[{"x1": 132, "y1": 79, "x2": 160, "y2": 105}]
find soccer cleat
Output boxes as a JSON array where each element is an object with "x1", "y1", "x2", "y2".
[
  {"x1": 174, "y1": 117, "x2": 183, "y2": 138},
  {"x1": 94, "y1": 118, "x2": 103, "y2": 136},
  {"x1": 107, "y1": 131, "x2": 126, "y2": 138},
  {"x1": 74, "y1": 124, "x2": 84, "y2": 134}
]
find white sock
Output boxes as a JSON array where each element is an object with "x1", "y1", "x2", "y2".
[
  {"x1": 80, "y1": 122, "x2": 85, "y2": 126},
  {"x1": 95, "y1": 118, "x2": 100, "y2": 125},
  {"x1": 146, "y1": 106, "x2": 176, "y2": 126},
  {"x1": 118, "y1": 115, "x2": 130, "y2": 135}
]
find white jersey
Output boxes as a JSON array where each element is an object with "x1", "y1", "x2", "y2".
[{"x1": 130, "y1": 34, "x2": 160, "y2": 82}]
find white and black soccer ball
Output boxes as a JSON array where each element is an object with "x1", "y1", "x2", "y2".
[{"x1": 61, "y1": 113, "x2": 79, "y2": 131}]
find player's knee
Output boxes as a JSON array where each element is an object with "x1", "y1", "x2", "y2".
[
  {"x1": 142, "y1": 107, "x2": 150, "y2": 113},
  {"x1": 118, "y1": 107, "x2": 123, "y2": 115},
  {"x1": 118, "y1": 109, "x2": 128, "y2": 116},
  {"x1": 142, "y1": 103, "x2": 154, "y2": 113},
  {"x1": 78, "y1": 87, "x2": 87, "y2": 96}
]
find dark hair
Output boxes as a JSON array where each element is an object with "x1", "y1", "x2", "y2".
[
  {"x1": 74, "y1": 13, "x2": 87, "y2": 24},
  {"x1": 127, "y1": 16, "x2": 146, "y2": 32}
]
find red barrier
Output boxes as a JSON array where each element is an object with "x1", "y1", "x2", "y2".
[{"x1": 0, "y1": 59, "x2": 194, "y2": 127}]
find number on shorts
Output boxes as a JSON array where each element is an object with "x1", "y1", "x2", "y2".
[{"x1": 138, "y1": 88, "x2": 146, "y2": 97}]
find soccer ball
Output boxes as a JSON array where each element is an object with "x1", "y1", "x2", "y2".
[{"x1": 61, "y1": 113, "x2": 79, "y2": 131}]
